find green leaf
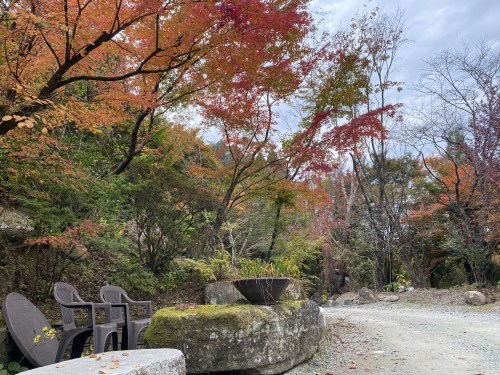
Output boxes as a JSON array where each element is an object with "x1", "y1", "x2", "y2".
[
  {"x1": 0, "y1": 368, "x2": 8, "y2": 375},
  {"x1": 7, "y1": 362, "x2": 20, "y2": 372}
]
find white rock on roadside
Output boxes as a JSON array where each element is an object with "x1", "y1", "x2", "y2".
[
  {"x1": 353, "y1": 287, "x2": 379, "y2": 304},
  {"x1": 381, "y1": 295, "x2": 399, "y2": 302},
  {"x1": 464, "y1": 291, "x2": 487, "y2": 306}
]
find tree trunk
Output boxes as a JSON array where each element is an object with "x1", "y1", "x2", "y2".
[{"x1": 266, "y1": 201, "x2": 283, "y2": 262}]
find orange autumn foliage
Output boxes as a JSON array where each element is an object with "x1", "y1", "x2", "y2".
[{"x1": 0, "y1": 0, "x2": 313, "y2": 137}]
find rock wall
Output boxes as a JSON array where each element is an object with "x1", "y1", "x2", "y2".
[{"x1": 144, "y1": 300, "x2": 324, "y2": 375}]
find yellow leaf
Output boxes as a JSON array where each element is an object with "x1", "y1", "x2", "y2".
[
  {"x1": 2, "y1": 115, "x2": 12, "y2": 121},
  {"x1": 41, "y1": 127, "x2": 48, "y2": 134},
  {"x1": 17, "y1": 122, "x2": 25, "y2": 128}
]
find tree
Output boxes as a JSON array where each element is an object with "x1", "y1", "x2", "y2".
[
  {"x1": 198, "y1": 85, "x2": 292, "y2": 249},
  {"x1": 294, "y1": 6, "x2": 407, "y2": 289},
  {"x1": 0, "y1": 0, "x2": 313, "y2": 174},
  {"x1": 413, "y1": 41, "x2": 499, "y2": 284}
]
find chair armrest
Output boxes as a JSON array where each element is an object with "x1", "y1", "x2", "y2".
[
  {"x1": 59, "y1": 302, "x2": 93, "y2": 309},
  {"x1": 107, "y1": 302, "x2": 131, "y2": 324},
  {"x1": 59, "y1": 302, "x2": 113, "y2": 325},
  {"x1": 93, "y1": 302, "x2": 114, "y2": 323},
  {"x1": 123, "y1": 297, "x2": 152, "y2": 318},
  {"x1": 132, "y1": 301, "x2": 152, "y2": 318},
  {"x1": 58, "y1": 302, "x2": 95, "y2": 327}
]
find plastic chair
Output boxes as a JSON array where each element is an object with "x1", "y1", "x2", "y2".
[
  {"x1": 53, "y1": 282, "x2": 118, "y2": 358},
  {"x1": 99, "y1": 285, "x2": 152, "y2": 349}
]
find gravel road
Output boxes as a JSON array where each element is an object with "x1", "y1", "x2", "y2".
[{"x1": 285, "y1": 303, "x2": 500, "y2": 375}]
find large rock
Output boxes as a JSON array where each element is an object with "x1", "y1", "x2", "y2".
[
  {"x1": 205, "y1": 280, "x2": 303, "y2": 305},
  {"x1": 144, "y1": 300, "x2": 324, "y2": 375},
  {"x1": 0, "y1": 207, "x2": 34, "y2": 241},
  {"x1": 22, "y1": 349, "x2": 185, "y2": 375},
  {"x1": 381, "y1": 295, "x2": 400, "y2": 302},
  {"x1": 204, "y1": 281, "x2": 246, "y2": 305},
  {"x1": 353, "y1": 287, "x2": 380, "y2": 305},
  {"x1": 284, "y1": 279, "x2": 304, "y2": 300},
  {"x1": 331, "y1": 292, "x2": 357, "y2": 306},
  {"x1": 464, "y1": 291, "x2": 487, "y2": 306}
]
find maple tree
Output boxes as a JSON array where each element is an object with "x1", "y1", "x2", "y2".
[
  {"x1": 196, "y1": 84, "x2": 291, "y2": 249},
  {"x1": 284, "y1": 6, "x2": 406, "y2": 289},
  {"x1": 0, "y1": 0, "x2": 313, "y2": 174}
]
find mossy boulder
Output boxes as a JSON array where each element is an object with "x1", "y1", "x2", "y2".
[{"x1": 144, "y1": 300, "x2": 324, "y2": 375}]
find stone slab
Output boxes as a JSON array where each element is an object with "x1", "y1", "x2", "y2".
[{"x1": 22, "y1": 349, "x2": 186, "y2": 375}]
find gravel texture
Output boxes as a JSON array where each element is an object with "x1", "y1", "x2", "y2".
[{"x1": 284, "y1": 302, "x2": 500, "y2": 375}]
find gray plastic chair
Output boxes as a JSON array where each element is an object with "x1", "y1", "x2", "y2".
[
  {"x1": 53, "y1": 282, "x2": 118, "y2": 356},
  {"x1": 99, "y1": 285, "x2": 152, "y2": 349},
  {"x1": 2, "y1": 292, "x2": 63, "y2": 367}
]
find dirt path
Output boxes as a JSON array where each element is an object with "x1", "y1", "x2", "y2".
[{"x1": 286, "y1": 303, "x2": 500, "y2": 375}]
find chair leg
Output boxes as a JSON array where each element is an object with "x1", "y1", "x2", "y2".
[
  {"x1": 129, "y1": 325, "x2": 147, "y2": 350},
  {"x1": 56, "y1": 333, "x2": 72, "y2": 363},
  {"x1": 129, "y1": 325, "x2": 137, "y2": 350},
  {"x1": 120, "y1": 325, "x2": 129, "y2": 350},
  {"x1": 70, "y1": 331, "x2": 92, "y2": 359},
  {"x1": 56, "y1": 330, "x2": 92, "y2": 362},
  {"x1": 94, "y1": 325, "x2": 118, "y2": 354},
  {"x1": 112, "y1": 332, "x2": 118, "y2": 351}
]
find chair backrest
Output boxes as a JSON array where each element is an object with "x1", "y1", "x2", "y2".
[
  {"x1": 53, "y1": 282, "x2": 84, "y2": 330},
  {"x1": 100, "y1": 285, "x2": 126, "y2": 323},
  {"x1": 2, "y1": 292, "x2": 59, "y2": 367}
]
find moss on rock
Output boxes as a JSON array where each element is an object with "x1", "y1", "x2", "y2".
[
  {"x1": 144, "y1": 300, "x2": 324, "y2": 374},
  {"x1": 144, "y1": 304, "x2": 271, "y2": 348}
]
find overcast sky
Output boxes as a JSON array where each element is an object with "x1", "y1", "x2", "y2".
[
  {"x1": 204, "y1": 1, "x2": 500, "y2": 140},
  {"x1": 310, "y1": 0, "x2": 500, "y2": 95}
]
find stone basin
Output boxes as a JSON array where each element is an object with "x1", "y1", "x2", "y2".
[
  {"x1": 232, "y1": 277, "x2": 290, "y2": 305},
  {"x1": 144, "y1": 300, "x2": 324, "y2": 375}
]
